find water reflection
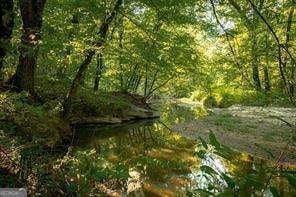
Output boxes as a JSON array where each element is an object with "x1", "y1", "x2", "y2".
[
  {"x1": 188, "y1": 153, "x2": 228, "y2": 192},
  {"x1": 73, "y1": 118, "x2": 197, "y2": 195},
  {"x1": 159, "y1": 100, "x2": 207, "y2": 126},
  {"x1": 68, "y1": 102, "x2": 295, "y2": 196}
]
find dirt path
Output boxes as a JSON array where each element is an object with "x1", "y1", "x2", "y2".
[{"x1": 172, "y1": 105, "x2": 296, "y2": 163}]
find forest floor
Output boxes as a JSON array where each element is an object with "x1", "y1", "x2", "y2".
[{"x1": 172, "y1": 105, "x2": 296, "y2": 164}]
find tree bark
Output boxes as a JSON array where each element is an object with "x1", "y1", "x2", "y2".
[
  {"x1": 11, "y1": 0, "x2": 46, "y2": 96},
  {"x1": 263, "y1": 35, "x2": 271, "y2": 92},
  {"x1": 0, "y1": 0, "x2": 14, "y2": 81},
  {"x1": 93, "y1": 52, "x2": 104, "y2": 91},
  {"x1": 263, "y1": 65, "x2": 270, "y2": 92},
  {"x1": 251, "y1": 31, "x2": 261, "y2": 91}
]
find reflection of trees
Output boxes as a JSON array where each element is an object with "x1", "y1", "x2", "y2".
[
  {"x1": 160, "y1": 103, "x2": 206, "y2": 126},
  {"x1": 116, "y1": 125, "x2": 157, "y2": 155},
  {"x1": 73, "y1": 119, "x2": 160, "y2": 156}
]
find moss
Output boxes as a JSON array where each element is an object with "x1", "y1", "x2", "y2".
[{"x1": 68, "y1": 90, "x2": 149, "y2": 121}]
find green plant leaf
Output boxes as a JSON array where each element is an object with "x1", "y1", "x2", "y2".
[
  {"x1": 198, "y1": 136, "x2": 208, "y2": 150},
  {"x1": 193, "y1": 188, "x2": 214, "y2": 196},
  {"x1": 200, "y1": 165, "x2": 218, "y2": 175},
  {"x1": 220, "y1": 173, "x2": 235, "y2": 189},
  {"x1": 196, "y1": 150, "x2": 206, "y2": 159},
  {"x1": 269, "y1": 186, "x2": 280, "y2": 197},
  {"x1": 244, "y1": 174, "x2": 262, "y2": 188},
  {"x1": 209, "y1": 130, "x2": 220, "y2": 149},
  {"x1": 284, "y1": 173, "x2": 296, "y2": 188}
]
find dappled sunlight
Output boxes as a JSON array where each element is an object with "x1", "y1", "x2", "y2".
[
  {"x1": 148, "y1": 148, "x2": 198, "y2": 165},
  {"x1": 1, "y1": 0, "x2": 295, "y2": 195},
  {"x1": 188, "y1": 153, "x2": 228, "y2": 192}
]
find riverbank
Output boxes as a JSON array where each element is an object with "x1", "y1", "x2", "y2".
[
  {"x1": 0, "y1": 91, "x2": 159, "y2": 188},
  {"x1": 173, "y1": 105, "x2": 296, "y2": 163}
]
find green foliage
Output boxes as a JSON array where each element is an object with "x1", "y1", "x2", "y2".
[
  {"x1": 190, "y1": 86, "x2": 295, "y2": 108},
  {"x1": 0, "y1": 0, "x2": 295, "y2": 195},
  {"x1": 0, "y1": 92, "x2": 69, "y2": 147},
  {"x1": 68, "y1": 91, "x2": 138, "y2": 121},
  {"x1": 209, "y1": 130, "x2": 220, "y2": 149},
  {"x1": 194, "y1": 133, "x2": 296, "y2": 196}
]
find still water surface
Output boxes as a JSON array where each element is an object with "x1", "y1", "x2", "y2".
[{"x1": 71, "y1": 101, "x2": 295, "y2": 196}]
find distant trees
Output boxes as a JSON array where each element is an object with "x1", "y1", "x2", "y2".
[
  {"x1": 0, "y1": 0, "x2": 294, "y2": 105},
  {"x1": 210, "y1": 0, "x2": 295, "y2": 102}
]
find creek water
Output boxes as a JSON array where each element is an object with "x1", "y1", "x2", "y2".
[{"x1": 70, "y1": 101, "x2": 295, "y2": 196}]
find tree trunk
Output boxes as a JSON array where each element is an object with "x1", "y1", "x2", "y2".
[
  {"x1": 263, "y1": 65, "x2": 270, "y2": 92},
  {"x1": 11, "y1": 0, "x2": 46, "y2": 96},
  {"x1": 251, "y1": 32, "x2": 261, "y2": 91},
  {"x1": 93, "y1": 52, "x2": 104, "y2": 91},
  {"x1": 0, "y1": 0, "x2": 14, "y2": 81},
  {"x1": 263, "y1": 35, "x2": 271, "y2": 92},
  {"x1": 282, "y1": 7, "x2": 294, "y2": 101},
  {"x1": 63, "y1": 0, "x2": 123, "y2": 117}
]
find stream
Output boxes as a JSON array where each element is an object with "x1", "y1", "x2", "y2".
[{"x1": 68, "y1": 100, "x2": 295, "y2": 196}]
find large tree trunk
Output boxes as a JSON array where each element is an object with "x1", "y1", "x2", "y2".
[
  {"x1": 0, "y1": 0, "x2": 14, "y2": 81},
  {"x1": 63, "y1": 0, "x2": 123, "y2": 117},
  {"x1": 11, "y1": 0, "x2": 46, "y2": 96}
]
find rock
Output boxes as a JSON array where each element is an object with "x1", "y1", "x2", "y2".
[
  {"x1": 125, "y1": 105, "x2": 160, "y2": 119},
  {"x1": 70, "y1": 105, "x2": 160, "y2": 125},
  {"x1": 71, "y1": 116, "x2": 122, "y2": 125}
]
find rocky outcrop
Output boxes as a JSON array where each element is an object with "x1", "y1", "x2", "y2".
[
  {"x1": 123, "y1": 105, "x2": 160, "y2": 120},
  {"x1": 70, "y1": 105, "x2": 160, "y2": 125}
]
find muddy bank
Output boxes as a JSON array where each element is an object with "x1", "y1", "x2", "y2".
[{"x1": 173, "y1": 105, "x2": 296, "y2": 163}]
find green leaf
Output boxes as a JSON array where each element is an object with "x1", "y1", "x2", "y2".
[
  {"x1": 213, "y1": 150, "x2": 232, "y2": 161},
  {"x1": 244, "y1": 174, "x2": 262, "y2": 188},
  {"x1": 209, "y1": 130, "x2": 220, "y2": 149},
  {"x1": 200, "y1": 165, "x2": 218, "y2": 175},
  {"x1": 221, "y1": 173, "x2": 235, "y2": 189},
  {"x1": 269, "y1": 186, "x2": 280, "y2": 197},
  {"x1": 196, "y1": 150, "x2": 206, "y2": 159},
  {"x1": 198, "y1": 136, "x2": 208, "y2": 150},
  {"x1": 284, "y1": 173, "x2": 296, "y2": 188}
]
